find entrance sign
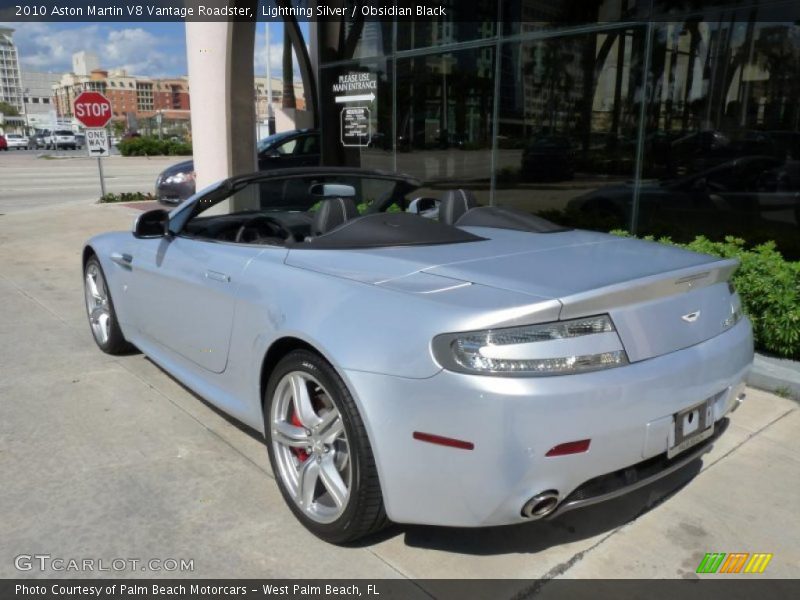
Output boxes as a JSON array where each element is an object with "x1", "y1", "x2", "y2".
[
  {"x1": 86, "y1": 128, "x2": 110, "y2": 157},
  {"x1": 341, "y1": 107, "x2": 371, "y2": 147},
  {"x1": 333, "y1": 72, "x2": 377, "y2": 148},
  {"x1": 332, "y1": 72, "x2": 377, "y2": 104}
]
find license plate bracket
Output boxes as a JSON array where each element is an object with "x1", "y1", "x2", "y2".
[{"x1": 668, "y1": 398, "x2": 714, "y2": 459}]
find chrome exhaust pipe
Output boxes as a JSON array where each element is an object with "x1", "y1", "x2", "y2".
[
  {"x1": 730, "y1": 383, "x2": 746, "y2": 413},
  {"x1": 521, "y1": 490, "x2": 560, "y2": 519}
]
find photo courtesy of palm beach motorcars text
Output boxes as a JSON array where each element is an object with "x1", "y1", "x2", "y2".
[
  {"x1": 15, "y1": 583, "x2": 379, "y2": 597},
  {"x1": 1, "y1": 0, "x2": 799, "y2": 599}
]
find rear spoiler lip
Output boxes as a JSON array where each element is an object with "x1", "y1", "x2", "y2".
[{"x1": 558, "y1": 258, "x2": 739, "y2": 320}]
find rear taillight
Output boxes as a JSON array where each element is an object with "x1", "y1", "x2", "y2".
[{"x1": 723, "y1": 284, "x2": 744, "y2": 329}]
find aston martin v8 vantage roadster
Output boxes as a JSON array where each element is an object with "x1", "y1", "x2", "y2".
[{"x1": 83, "y1": 168, "x2": 753, "y2": 543}]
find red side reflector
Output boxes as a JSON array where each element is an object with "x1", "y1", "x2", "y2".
[
  {"x1": 545, "y1": 439, "x2": 591, "y2": 457},
  {"x1": 413, "y1": 431, "x2": 474, "y2": 450}
]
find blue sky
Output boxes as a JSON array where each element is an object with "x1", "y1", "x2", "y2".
[{"x1": 3, "y1": 21, "x2": 299, "y2": 79}]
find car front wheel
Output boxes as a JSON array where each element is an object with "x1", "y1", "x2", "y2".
[
  {"x1": 264, "y1": 350, "x2": 388, "y2": 544},
  {"x1": 83, "y1": 256, "x2": 132, "y2": 354}
]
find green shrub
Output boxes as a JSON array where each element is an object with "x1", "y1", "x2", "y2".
[
  {"x1": 611, "y1": 232, "x2": 800, "y2": 360},
  {"x1": 117, "y1": 136, "x2": 192, "y2": 157},
  {"x1": 98, "y1": 191, "x2": 156, "y2": 203},
  {"x1": 165, "y1": 140, "x2": 192, "y2": 156}
]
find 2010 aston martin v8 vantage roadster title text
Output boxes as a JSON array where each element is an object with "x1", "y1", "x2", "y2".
[{"x1": 83, "y1": 168, "x2": 753, "y2": 543}]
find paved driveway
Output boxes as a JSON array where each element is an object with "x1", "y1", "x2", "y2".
[{"x1": 0, "y1": 193, "x2": 797, "y2": 588}]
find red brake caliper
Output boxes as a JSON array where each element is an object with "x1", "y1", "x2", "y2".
[{"x1": 291, "y1": 411, "x2": 309, "y2": 463}]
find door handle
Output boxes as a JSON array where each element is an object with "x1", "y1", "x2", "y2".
[
  {"x1": 205, "y1": 270, "x2": 230, "y2": 283},
  {"x1": 110, "y1": 252, "x2": 133, "y2": 268}
]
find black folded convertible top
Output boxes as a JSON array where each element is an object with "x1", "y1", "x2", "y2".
[{"x1": 294, "y1": 212, "x2": 486, "y2": 249}]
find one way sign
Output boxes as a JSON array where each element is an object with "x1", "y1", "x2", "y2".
[{"x1": 86, "y1": 128, "x2": 110, "y2": 157}]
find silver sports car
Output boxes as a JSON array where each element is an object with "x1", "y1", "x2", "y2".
[{"x1": 83, "y1": 167, "x2": 753, "y2": 543}]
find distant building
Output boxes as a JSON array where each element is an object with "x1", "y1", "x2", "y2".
[
  {"x1": 21, "y1": 71, "x2": 60, "y2": 130},
  {"x1": 0, "y1": 27, "x2": 23, "y2": 111},
  {"x1": 53, "y1": 66, "x2": 192, "y2": 130},
  {"x1": 72, "y1": 51, "x2": 99, "y2": 76},
  {"x1": 51, "y1": 51, "x2": 304, "y2": 134},
  {"x1": 253, "y1": 75, "x2": 306, "y2": 123}
]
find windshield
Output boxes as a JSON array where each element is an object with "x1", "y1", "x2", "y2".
[{"x1": 54, "y1": 130, "x2": 73, "y2": 136}]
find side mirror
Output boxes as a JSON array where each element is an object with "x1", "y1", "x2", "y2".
[
  {"x1": 309, "y1": 183, "x2": 357, "y2": 198},
  {"x1": 133, "y1": 209, "x2": 170, "y2": 239}
]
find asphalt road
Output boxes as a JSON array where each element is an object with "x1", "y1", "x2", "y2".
[{"x1": 0, "y1": 151, "x2": 177, "y2": 214}]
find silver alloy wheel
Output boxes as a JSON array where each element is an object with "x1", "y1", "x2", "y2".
[
  {"x1": 270, "y1": 371, "x2": 351, "y2": 524},
  {"x1": 84, "y1": 262, "x2": 112, "y2": 345}
]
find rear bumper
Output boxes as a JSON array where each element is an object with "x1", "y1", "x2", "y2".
[
  {"x1": 343, "y1": 319, "x2": 753, "y2": 527},
  {"x1": 548, "y1": 417, "x2": 730, "y2": 519}
]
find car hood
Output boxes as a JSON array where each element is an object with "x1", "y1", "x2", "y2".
[
  {"x1": 285, "y1": 227, "x2": 717, "y2": 300},
  {"x1": 162, "y1": 159, "x2": 195, "y2": 176}
]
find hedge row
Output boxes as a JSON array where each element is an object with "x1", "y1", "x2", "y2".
[
  {"x1": 117, "y1": 136, "x2": 192, "y2": 156},
  {"x1": 612, "y1": 232, "x2": 800, "y2": 360},
  {"x1": 98, "y1": 191, "x2": 156, "y2": 204}
]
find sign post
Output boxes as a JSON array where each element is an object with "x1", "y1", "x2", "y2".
[{"x1": 73, "y1": 91, "x2": 113, "y2": 198}]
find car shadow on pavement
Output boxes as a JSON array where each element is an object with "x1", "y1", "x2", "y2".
[
  {"x1": 353, "y1": 459, "x2": 703, "y2": 555},
  {"x1": 141, "y1": 356, "x2": 268, "y2": 446}
]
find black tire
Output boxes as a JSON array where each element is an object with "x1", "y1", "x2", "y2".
[
  {"x1": 264, "y1": 350, "x2": 388, "y2": 544},
  {"x1": 83, "y1": 256, "x2": 133, "y2": 355}
]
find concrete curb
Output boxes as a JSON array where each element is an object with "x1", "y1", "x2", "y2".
[{"x1": 747, "y1": 353, "x2": 800, "y2": 402}]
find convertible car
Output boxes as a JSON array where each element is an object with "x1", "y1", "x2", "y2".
[{"x1": 83, "y1": 167, "x2": 753, "y2": 543}]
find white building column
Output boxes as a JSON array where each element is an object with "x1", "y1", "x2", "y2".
[{"x1": 185, "y1": 20, "x2": 257, "y2": 192}]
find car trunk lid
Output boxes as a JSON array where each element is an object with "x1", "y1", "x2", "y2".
[
  {"x1": 425, "y1": 234, "x2": 739, "y2": 362},
  {"x1": 287, "y1": 230, "x2": 739, "y2": 362}
]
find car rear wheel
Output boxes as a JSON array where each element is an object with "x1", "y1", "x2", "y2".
[
  {"x1": 264, "y1": 350, "x2": 388, "y2": 544},
  {"x1": 83, "y1": 256, "x2": 132, "y2": 355}
]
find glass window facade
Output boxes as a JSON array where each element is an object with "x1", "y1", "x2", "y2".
[{"x1": 316, "y1": 0, "x2": 800, "y2": 259}]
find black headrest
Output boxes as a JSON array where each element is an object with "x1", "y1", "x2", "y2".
[
  {"x1": 439, "y1": 189, "x2": 480, "y2": 225},
  {"x1": 312, "y1": 197, "x2": 359, "y2": 236}
]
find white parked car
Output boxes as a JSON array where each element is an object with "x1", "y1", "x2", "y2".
[
  {"x1": 5, "y1": 133, "x2": 29, "y2": 150},
  {"x1": 46, "y1": 130, "x2": 77, "y2": 150}
]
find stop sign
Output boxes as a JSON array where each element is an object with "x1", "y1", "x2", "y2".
[{"x1": 73, "y1": 91, "x2": 112, "y2": 128}]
